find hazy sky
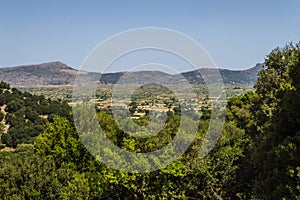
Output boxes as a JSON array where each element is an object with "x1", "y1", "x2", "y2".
[{"x1": 1, "y1": 0, "x2": 300, "y2": 71}]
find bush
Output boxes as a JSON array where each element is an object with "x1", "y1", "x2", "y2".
[{"x1": 1, "y1": 133, "x2": 12, "y2": 147}]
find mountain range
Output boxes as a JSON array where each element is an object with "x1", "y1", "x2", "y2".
[{"x1": 0, "y1": 62, "x2": 263, "y2": 86}]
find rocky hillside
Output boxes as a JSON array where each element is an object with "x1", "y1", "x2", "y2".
[
  {"x1": 0, "y1": 62, "x2": 263, "y2": 86},
  {"x1": 0, "y1": 62, "x2": 79, "y2": 86}
]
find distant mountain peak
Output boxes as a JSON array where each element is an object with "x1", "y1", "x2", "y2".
[
  {"x1": 244, "y1": 63, "x2": 264, "y2": 72},
  {"x1": 24, "y1": 61, "x2": 74, "y2": 71},
  {"x1": 38, "y1": 61, "x2": 72, "y2": 68},
  {"x1": 0, "y1": 62, "x2": 76, "y2": 86}
]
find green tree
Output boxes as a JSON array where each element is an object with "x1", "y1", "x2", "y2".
[
  {"x1": 35, "y1": 116, "x2": 93, "y2": 171},
  {"x1": 231, "y1": 42, "x2": 300, "y2": 199}
]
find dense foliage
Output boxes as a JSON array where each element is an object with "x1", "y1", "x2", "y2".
[
  {"x1": 0, "y1": 82, "x2": 71, "y2": 148},
  {"x1": 1, "y1": 42, "x2": 300, "y2": 199},
  {"x1": 228, "y1": 43, "x2": 300, "y2": 199}
]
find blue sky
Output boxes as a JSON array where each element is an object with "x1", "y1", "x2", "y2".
[{"x1": 1, "y1": 0, "x2": 300, "y2": 71}]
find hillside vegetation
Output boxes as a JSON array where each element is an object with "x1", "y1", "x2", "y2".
[{"x1": 0, "y1": 82, "x2": 71, "y2": 148}]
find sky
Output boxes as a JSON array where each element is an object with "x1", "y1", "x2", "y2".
[{"x1": 1, "y1": 0, "x2": 300, "y2": 72}]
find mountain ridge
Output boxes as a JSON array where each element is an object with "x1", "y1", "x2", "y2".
[{"x1": 0, "y1": 62, "x2": 263, "y2": 86}]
